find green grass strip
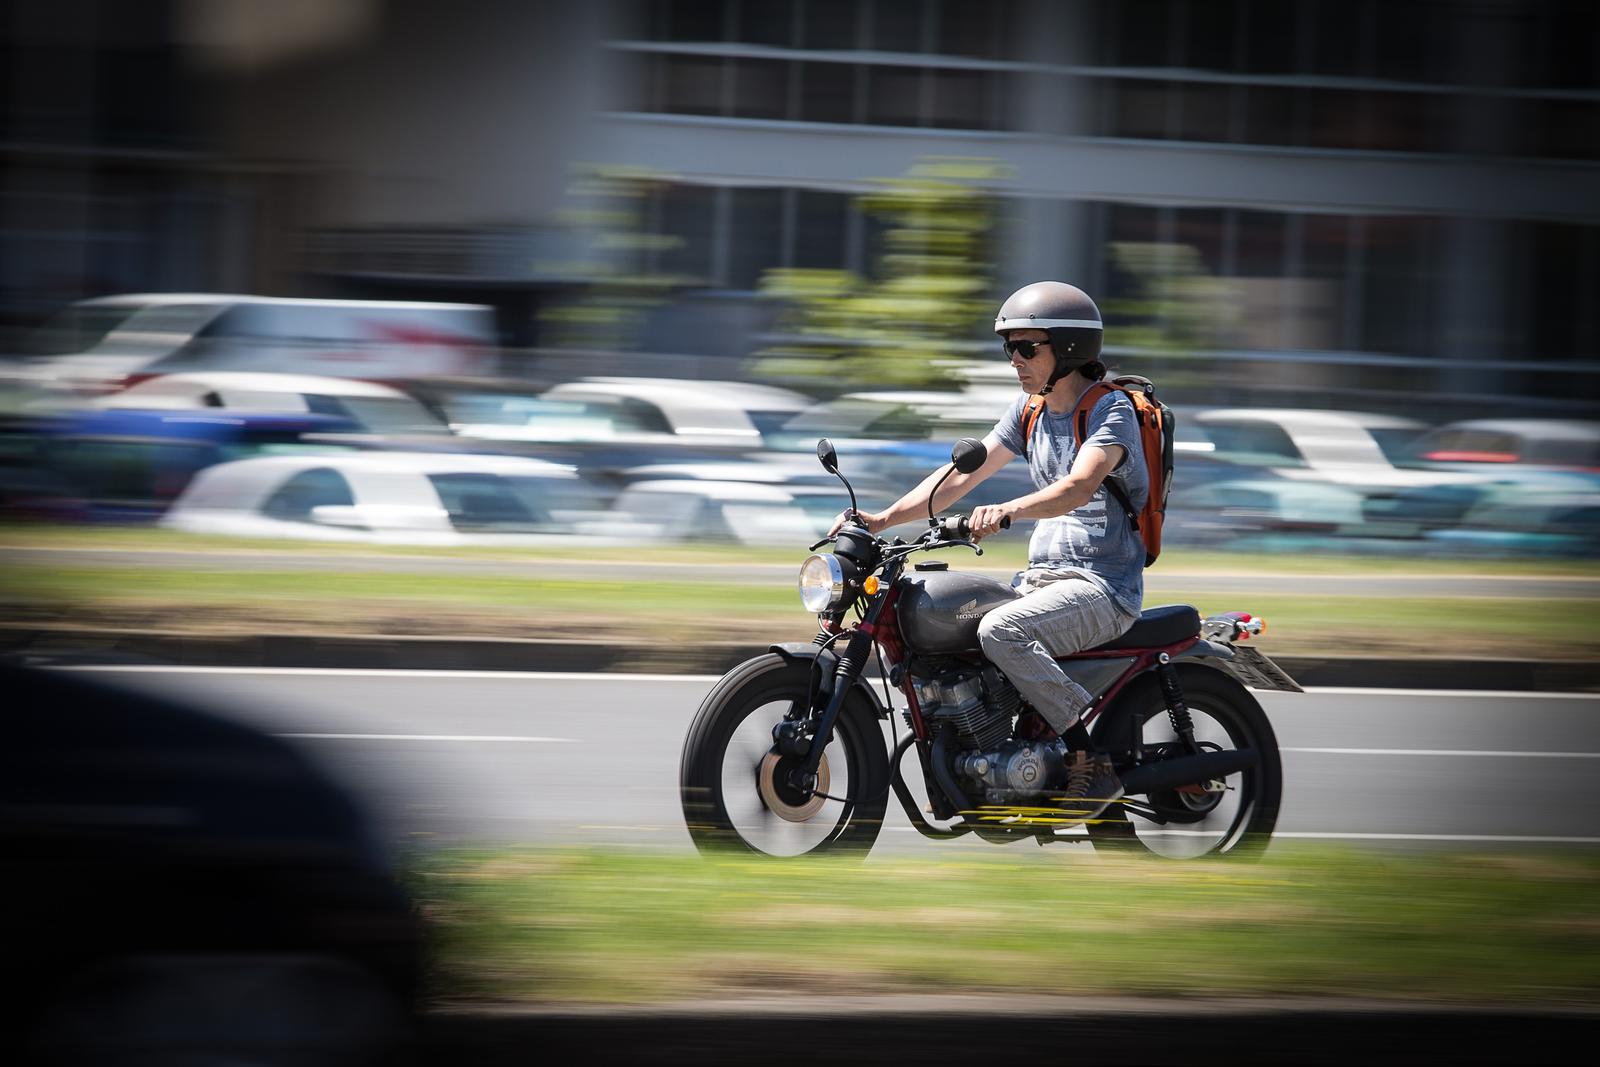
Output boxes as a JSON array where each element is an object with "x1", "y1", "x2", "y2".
[
  {"x1": 4, "y1": 563, "x2": 1597, "y2": 657},
  {"x1": 3, "y1": 523, "x2": 1597, "y2": 577},
  {"x1": 413, "y1": 845, "x2": 1600, "y2": 1007}
]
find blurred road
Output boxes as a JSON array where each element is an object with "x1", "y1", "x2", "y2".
[
  {"x1": 66, "y1": 667, "x2": 1600, "y2": 856},
  {"x1": 11, "y1": 546, "x2": 1598, "y2": 599}
]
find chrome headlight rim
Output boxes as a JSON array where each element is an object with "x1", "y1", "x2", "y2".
[{"x1": 798, "y1": 553, "x2": 846, "y2": 613}]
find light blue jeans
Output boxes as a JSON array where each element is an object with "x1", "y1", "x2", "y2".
[{"x1": 976, "y1": 570, "x2": 1139, "y2": 732}]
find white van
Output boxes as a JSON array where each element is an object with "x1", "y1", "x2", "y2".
[{"x1": 13, "y1": 293, "x2": 497, "y2": 393}]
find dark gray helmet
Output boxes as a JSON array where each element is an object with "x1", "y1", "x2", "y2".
[{"x1": 994, "y1": 281, "x2": 1103, "y2": 394}]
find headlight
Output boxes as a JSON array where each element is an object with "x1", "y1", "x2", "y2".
[{"x1": 798, "y1": 553, "x2": 846, "y2": 613}]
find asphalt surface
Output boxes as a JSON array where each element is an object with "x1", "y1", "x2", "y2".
[{"x1": 66, "y1": 667, "x2": 1600, "y2": 854}]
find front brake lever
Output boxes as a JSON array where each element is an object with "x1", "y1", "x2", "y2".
[
  {"x1": 809, "y1": 535, "x2": 836, "y2": 551},
  {"x1": 926, "y1": 539, "x2": 983, "y2": 555}
]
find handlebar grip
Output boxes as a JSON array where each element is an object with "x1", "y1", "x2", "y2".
[{"x1": 939, "y1": 515, "x2": 1011, "y2": 539}]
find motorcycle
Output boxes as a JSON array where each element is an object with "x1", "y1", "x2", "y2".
[{"x1": 681, "y1": 438, "x2": 1302, "y2": 860}]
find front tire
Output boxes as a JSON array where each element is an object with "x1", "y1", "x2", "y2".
[
  {"x1": 681, "y1": 654, "x2": 889, "y2": 857},
  {"x1": 1088, "y1": 667, "x2": 1281, "y2": 859}
]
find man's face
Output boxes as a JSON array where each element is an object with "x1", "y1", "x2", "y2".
[{"x1": 1003, "y1": 329, "x2": 1052, "y2": 394}]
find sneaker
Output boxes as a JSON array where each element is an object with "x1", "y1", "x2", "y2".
[{"x1": 1058, "y1": 751, "x2": 1123, "y2": 822}]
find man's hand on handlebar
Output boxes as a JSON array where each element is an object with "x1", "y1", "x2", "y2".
[
  {"x1": 967, "y1": 503, "x2": 1016, "y2": 542},
  {"x1": 828, "y1": 508, "x2": 885, "y2": 538}
]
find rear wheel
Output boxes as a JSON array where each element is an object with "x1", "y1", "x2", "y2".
[
  {"x1": 680, "y1": 654, "x2": 889, "y2": 857},
  {"x1": 1088, "y1": 668, "x2": 1281, "y2": 859}
]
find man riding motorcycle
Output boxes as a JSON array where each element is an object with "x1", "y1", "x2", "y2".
[{"x1": 828, "y1": 281, "x2": 1147, "y2": 821}]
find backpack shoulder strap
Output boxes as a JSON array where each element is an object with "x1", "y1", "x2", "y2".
[
  {"x1": 1071, "y1": 381, "x2": 1138, "y2": 530},
  {"x1": 1070, "y1": 381, "x2": 1119, "y2": 446},
  {"x1": 1019, "y1": 393, "x2": 1047, "y2": 459}
]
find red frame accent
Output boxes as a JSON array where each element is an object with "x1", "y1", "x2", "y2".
[{"x1": 866, "y1": 588, "x2": 1199, "y2": 740}]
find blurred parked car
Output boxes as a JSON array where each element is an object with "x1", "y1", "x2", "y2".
[
  {"x1": 97, "y1": 372, "x2": 453, "y2": 436},
  {"x1": 595, "y1": 478, "x2": 876, "y2": 545},
  {"x1": 162, "y1": 451, "x2": 610, "y2": 544},
  {"x1": 539, "y1": 377, "x2": 813, "y2": 448},
  {"x1": 6, "y1": 293, "x2": 495, "y2": 396},
  {"x1": 774, "y1": 388, "x2": 1016, "y2": 448},
  {"x1": 1425, "y1": 475, "x2": 1600, "y2": 556},
  {"x1": 1165, "y1": 477, "x2": 1369, "y2": 547},
  {"x1": 1188, "y1": 408, "x2": 1450, "y2": 489},
  {"x1": 34, "y1": 408, "x2": 361, "y2": 522},
  {"x1": 1404, "y1": 418, "x2": 1600, "y2": 472},
  {"x1": 1352, "y1": 470, "x2": 1600, "y2": 557}
]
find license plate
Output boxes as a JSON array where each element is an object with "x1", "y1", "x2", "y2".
[{"x1": 1226, "y1": 644, "x2": 1303, "y2": 693}]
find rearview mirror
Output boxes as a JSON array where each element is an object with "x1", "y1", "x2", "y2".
[
  {"x1": 816, "y1": 438, "x2": 838, "y2": 473},
  {"x1": 951, "y1": 438, "x2": 987, "y2": 475}
]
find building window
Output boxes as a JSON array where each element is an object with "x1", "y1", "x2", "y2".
[
  {"x1": 742, "y1": 0, "x2": 797, "y2": 47},
  {"x1": 659, "y1": 54, "x2": 724, "y2": 115},
  {"x1": 648, "y1": 0, "x2": 729, "y2": 43},
  {"x1": 729, "y1": 58, "x2": 789, "y2": 119},
  {"x1": 864, "y1": 65, "x2": 925, "y2": 126},
  {"x1": 796, "y1": 60, "x2": 857, "y2": 122},
  {"x1": 727, "y1": 187, "x2": 785, "y2": 289},
  {"x1": 793, "y1": 190, "x2": 851, "y2": 269},
  {"x1": 801, "y1": 0, "x2": 860, "y2": 50}
]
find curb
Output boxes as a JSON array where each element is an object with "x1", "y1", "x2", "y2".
[
  {"x1": 416, "y1": 999, "x2": 1600, "y2": 1066},
  {"x1": 2, "y1": 626, "x2": 1595, "y2": 691}
]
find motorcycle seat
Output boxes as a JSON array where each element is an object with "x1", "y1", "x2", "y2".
[{"x1": 1090, "y1": 604, "x2": 1201, "y2": 650}]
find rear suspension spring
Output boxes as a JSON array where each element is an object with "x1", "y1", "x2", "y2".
[{"x1": 1156, "y1": 655, "x2": 1198, "y2": 752}]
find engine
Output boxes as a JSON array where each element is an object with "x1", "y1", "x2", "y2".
[{"x1": 913, "y1": 665, "x2": 1070, "y2": 804}]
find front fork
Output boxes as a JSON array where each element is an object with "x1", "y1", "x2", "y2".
[{"x1": 781, "y1": 624, "x2": 875, "y2": 795}]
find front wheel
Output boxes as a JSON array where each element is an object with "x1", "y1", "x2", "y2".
[
  {"x1": 680, "y1": 654, "x2": 889, "y2": 857},
  {"x1": 1088, "y1": 667, "x2": 1282, "y2": 859}
]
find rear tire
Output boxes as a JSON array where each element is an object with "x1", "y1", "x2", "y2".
[
  {"x1": 681, "y1": 654, "x2": 889, "y2": 857},
  {"x1": 1088, "y1": 667, "x2": 1281, "y2": 859}
]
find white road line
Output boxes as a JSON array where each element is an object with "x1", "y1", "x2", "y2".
[
  {"x1": 1298, "y1": 686, "x2": 1596, "y2": 699},
  {"x1": 57, "y1": 665, "x2": 723, "y2": 683},
  {"x1": 1284, "y1": 747, "x2": 1600, "y2": 758},
  {"x1": 47, "y1": 666, "x2": 1600, "y2": 698},
  {"x1": 276, "y1": 733, "x2": 578, "y2": 743},
  {"x1": 1273, "y1": 832, "x2": 1600, "y2": 844},
  {"x1": 881, "y1": 827, "x2": 1600, "y2": 844}
]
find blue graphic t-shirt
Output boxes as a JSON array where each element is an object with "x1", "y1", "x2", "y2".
[{"x1": 990, "y1": 389, "x2": 1148, "y2": 617}]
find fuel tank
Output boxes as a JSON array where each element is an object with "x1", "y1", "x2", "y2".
[{"x1": 897, "y1": 571, "x2": 1020, "y2": 655}]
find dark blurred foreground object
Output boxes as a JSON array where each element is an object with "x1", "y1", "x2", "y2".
[{"x1": 0, "y1": 662, "x2": 423, "y2": 1066}]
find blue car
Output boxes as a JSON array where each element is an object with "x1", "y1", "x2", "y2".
[{"x1": 35, "y1": 408, "x2": 360, "y2": 522}]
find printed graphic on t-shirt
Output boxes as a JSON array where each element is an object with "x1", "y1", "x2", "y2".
[
  {"x1": 1071, "y1": 494, "x2": 1108, "y2": 536},
  {"x1": 989, "y1": 389, "x2": 1150, "y2": 617}
]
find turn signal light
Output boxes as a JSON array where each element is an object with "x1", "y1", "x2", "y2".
[{"x1": 863, "y1": 576, "x2": 880, "y2": 595}]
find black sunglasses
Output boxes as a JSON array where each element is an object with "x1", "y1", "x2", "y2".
[{"x1": 1002, "y1": 338, "x2": 1050, "y2": 360}]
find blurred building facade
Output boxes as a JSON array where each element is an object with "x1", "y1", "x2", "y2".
[
  {"x1": 3, "y1": 0, "x2": 1597, "y2": 415},
  {"x1": 595, "y1": 0, "x2": 1600, "y2": 415}
]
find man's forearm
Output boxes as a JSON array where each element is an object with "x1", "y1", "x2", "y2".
[{"x1": 875, "y1": 465, "x2": 977, "y2": 530}]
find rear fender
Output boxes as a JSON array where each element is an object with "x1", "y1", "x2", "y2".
[
  {"x1": 1175, "y1": 638, "x2": 1302, "y2": 693},
  {"x1": 769, "y1": 642, "x2": 892, "y2": 720}
]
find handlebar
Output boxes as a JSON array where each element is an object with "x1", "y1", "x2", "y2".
[{"x1": 938, "y1": 514, "x2": 1010, "y2": 540}]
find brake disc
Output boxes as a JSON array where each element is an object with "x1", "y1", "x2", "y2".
[{"x1": 758, "y1": 751, "x2": 831, "y2": 823}]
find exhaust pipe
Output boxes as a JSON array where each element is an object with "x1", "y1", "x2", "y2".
[{"x1": 1121, "y1": 748, "x2": 1258, "y2": 795}]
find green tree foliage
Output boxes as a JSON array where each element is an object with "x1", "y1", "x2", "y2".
[
  {"x1": 538, "y1": 165, "x2": 688, "y2": 351},
  {"x1": 751, "y1": 157, "x2": 1008, "y2": 394},
  {"x1": 1103, "y1": 242, "x2": 1240, "y2": 352}
]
